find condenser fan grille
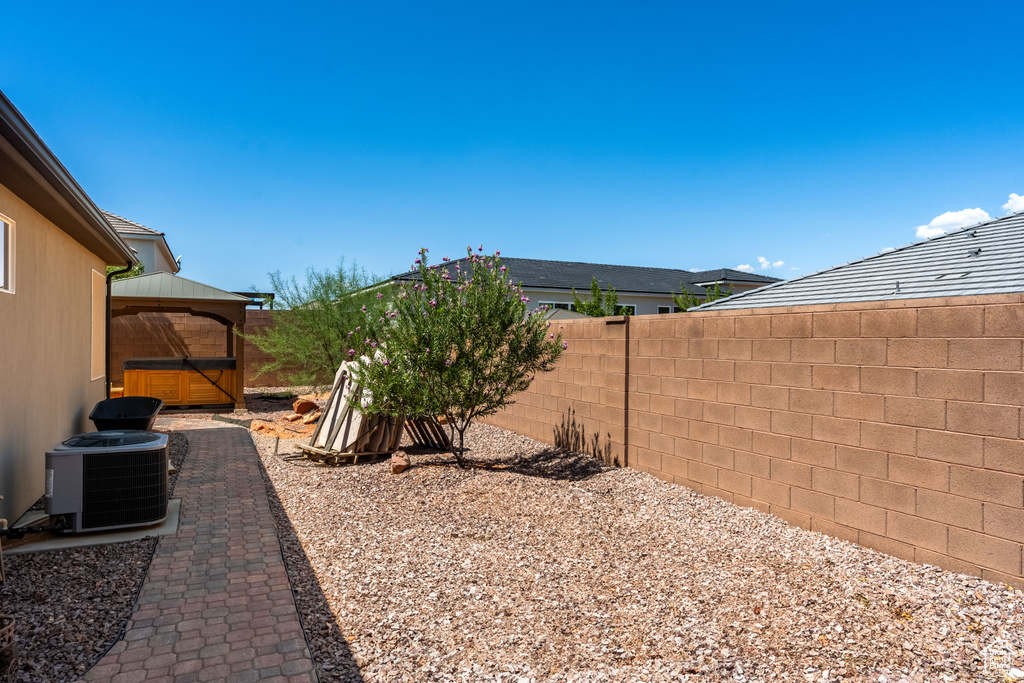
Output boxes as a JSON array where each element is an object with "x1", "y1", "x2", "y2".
[
  {"x1": 81, "y1": 449, "x2": 168, "y2": 529},
  {"x1": 62, "y1": 431, "x2": 161, "y2": 449}
]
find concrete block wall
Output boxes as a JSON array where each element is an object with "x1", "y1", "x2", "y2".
[
  {"x1": 110, "y1": 309, "x2": 288, "y2": 387},
  {"x1": 486, "y1": 317, "x2": 628, "y2": 467},
  {"x1": 484, "y1": 294, "x2": 1024, "y2": 587}
]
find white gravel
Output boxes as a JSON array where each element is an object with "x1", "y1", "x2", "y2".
[{"x1": 256, "y1": 422, "x2": 1024, "y2": 682}]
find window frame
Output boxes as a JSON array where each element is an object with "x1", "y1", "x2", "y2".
[
  {"x1": 0, "y1": 214, "x2": 14, "y2": 294},
  {"x1": 538, "y1": 301, "x2": 575, "y2": 311}
]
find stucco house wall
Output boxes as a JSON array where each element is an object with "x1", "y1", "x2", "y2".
[{"x1": 0, "y1": 183, "x2": 111, "y2": 523}]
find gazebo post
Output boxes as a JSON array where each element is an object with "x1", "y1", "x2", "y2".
[{"x1": 233, "y1": 316, "x2": 246, "y2": 412}]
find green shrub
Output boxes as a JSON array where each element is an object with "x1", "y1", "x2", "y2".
[{"x1": 571, "y1": 277, "x2": 621, "y2": 317}]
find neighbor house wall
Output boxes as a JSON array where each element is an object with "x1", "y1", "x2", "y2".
[
  {"x1": 110, "y1": 308, "x2": 288, "y2": 388},
  {"x1": 485, "y1": 295, "x2": 1024, "y2": 587},
  {"x1": 0, "y1": 182, "x2": 108, "y2": 523}
]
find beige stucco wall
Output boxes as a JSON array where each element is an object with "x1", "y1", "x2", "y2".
[{"x1": 0, "y1": 182, "x2": 107, "y2": 523}]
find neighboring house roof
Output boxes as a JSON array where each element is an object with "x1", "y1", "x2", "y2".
[
  {"x1": 393, "y1": 257, "x2": 782, "y2": 296},
  {"x1": 690, "y1": 268, "x2": 780, "y2": 286},
  {"x1": 101, "y1": 210, "x2": 164, "y2": 236},
  {"x1": 698, "y1": 211, "x2": 1024, "y2": 311},
  {"x1": 101, "y1": 209, "x2": 181, "y2": 274},
  {"x1": 544, "y1": 308, "x2": 591, "y2": 320},
  {"x1": 112, "y1": 271, "x2": 253, "y2": 303},
  {"x1": 0, "y1": 89, "x2": 135, "y2": 264}
]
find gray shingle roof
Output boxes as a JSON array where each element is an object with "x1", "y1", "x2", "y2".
[
  {"x1": 112, "y1": 272, "x2": 253, "y2": 302},
  {"x1": 690, "y1": 268, "x2": 780, "y2": 285},
  {"x1": 393, "y1": 257, "x2": 781, "y2": 296},
  {"x1": 698, "y1": 211, "x2": 1024, "y2": 310},
  {"x1": 101, "y1": 210, "x2": 163, "y2": 237}
]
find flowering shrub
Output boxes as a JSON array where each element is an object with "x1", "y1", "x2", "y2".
[{"x1": 351, "y1": 246, "x2": 564, "y2": 465}]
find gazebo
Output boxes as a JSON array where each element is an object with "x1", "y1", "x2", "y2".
[{"x1": 111, "y1": 272, "x2": 253, "y2": 410}]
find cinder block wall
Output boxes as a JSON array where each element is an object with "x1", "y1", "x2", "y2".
[
  {"x1": 485, "y1": 294, "x2": 1024, "y2": 587},
  {"x1": 110, "y1": 309, "x2": 288, "y2": 387}
]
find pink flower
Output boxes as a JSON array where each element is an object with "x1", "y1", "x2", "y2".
[
  {"x1": 562, "y1": 342, "x2": 568, "y2": 350},
  {"x1": 348, "y1": 349, "x2": 355, "y2": 356},
  {"x1": 425, "y1": 348, "x2": 431, "y2": 354},
  {"x1": 382, "y1": 359, "x2": 390, "y2": 366},
  {"x1": 361, "y1": 306, "x2": 367, "y2": 312},
  {"x1": 445, "y1": 359, "x2": 453, "y2": 366}
]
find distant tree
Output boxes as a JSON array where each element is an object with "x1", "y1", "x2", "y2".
[
  {"x1": 106, "y1": 262, "x2": 144, "y2": 280},
  {"x1": 572, "y1": 277, "x2": 621, "y2": 317},
  {"x1": 673, "y1": 281, "x2": 732, "y2": 311},
  {"x1": 352, "y1": 247, "x2": 564, "y2": 465},
  {"x1": 240, "y1": 260, "x2": 382, "y2": 387}
]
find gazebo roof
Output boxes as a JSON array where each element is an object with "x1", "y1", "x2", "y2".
[{"x1": 112, "y1": 272, "x2": 253, "y2": 303}]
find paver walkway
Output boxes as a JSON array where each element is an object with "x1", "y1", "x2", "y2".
[{"x1": 83, "y1": 418, "x2": 318, "y2": 683}]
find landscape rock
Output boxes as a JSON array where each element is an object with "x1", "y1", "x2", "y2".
[
  {"x1": 293, "y1": 398, "x2": 318, "y2": 414},
  {"x1": 255, "y1": 421, "x2": 1024, "y2": 683},
  {"x1": 284, "y1": 413, "x2": 303, "y2": 422},
  {"x1": 390, "y1": 452, "x2": 411, "y2": 474}
]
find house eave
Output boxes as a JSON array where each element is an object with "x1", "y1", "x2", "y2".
[{"x1": 0, "y1": 91, "x2": 136, "y2": 265}]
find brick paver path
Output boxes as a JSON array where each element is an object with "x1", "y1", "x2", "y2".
[{"x1": 83, "y1": 419, "x2": 318, "y2": 683}]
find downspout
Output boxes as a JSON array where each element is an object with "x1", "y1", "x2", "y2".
[{"x1": 105, "y1": 262, "x2": 134, "y2": 399}]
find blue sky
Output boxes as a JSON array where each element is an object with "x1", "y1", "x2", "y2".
[{"x1": 3, "y1": 1, "x2": 1022, "y2": 291}]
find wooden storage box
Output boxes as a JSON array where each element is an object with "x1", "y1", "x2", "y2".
[{"x1": 123, "y1": 357, "x2": 236, "y2": 407}]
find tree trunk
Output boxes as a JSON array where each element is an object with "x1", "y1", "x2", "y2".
[{"x1": 455, "y1": 429, "x2": 466, "y2": 468}]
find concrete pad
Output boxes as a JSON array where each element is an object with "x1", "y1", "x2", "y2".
[{"x1": 3, "y1": 499, "x2": 180, "y2": 555}]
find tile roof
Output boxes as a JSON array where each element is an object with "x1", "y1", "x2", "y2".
[
  {"x1": 101, "y1": 210, "x2": 164, "y2": 237},
  {"x1": 393, "y1": 257, "x2": 781, "y2": 296},
  {"x1": 111, "y1": 272, "x2": 253, "y2": 303},
  {"x1": 698, "y1": 211, "x2": 1024, "y2": 310},
  {"x1": 690, "y1": 268, "x2": 780, "y2": 284}
]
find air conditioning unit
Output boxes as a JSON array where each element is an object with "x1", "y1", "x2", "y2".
[{"x1": 45, "y1": 430, "x2": 169, "y2": 533}]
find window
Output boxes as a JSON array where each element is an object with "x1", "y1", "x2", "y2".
[
  {"x1": 539, "y1": 302, "x2": 575, "y2": 311},
  {"x1": 659, "y1": 306, "x2": 684, "y2": 314},
  {"x1": 614, "y1": 304, "x2": 636, "y2": 315},
  {"x1": 0, "y1": 215, "x2": 13, "y2": 294}
]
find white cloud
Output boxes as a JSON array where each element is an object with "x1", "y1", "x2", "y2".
[
  {"x1": 790, "y1": 266, "x2": 800, "y2": 271},
  {"x1": 915, "y1": 208, "x2": 990, "y2": 239},
  {"x1": 1003, "y1": 193, "x2": 1024, "y2": 213},
  {"x1": 757, "y1": 256, "x2": 770, "y2": 269},
  {"x1": 772, "y1": 260, "x2": 784, "y2": 267},
  {"x1": 736, "y1": 264, "x2": 754, "y2": 273},
  {"x1": 689, "y1": 267, "x2": 700, "y2": 272}
]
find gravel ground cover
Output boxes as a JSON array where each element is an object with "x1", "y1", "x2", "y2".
[
  {"x1": 255, "y1": 422, "x2": 1024, "y2": 683},
  {"x1": 0, "y1": 431, "x2": 188, "y2": 682}
]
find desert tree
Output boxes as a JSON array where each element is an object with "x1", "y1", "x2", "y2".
[{"x1": 240, "y1": 260, "x2": 383, "y2": 387}]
